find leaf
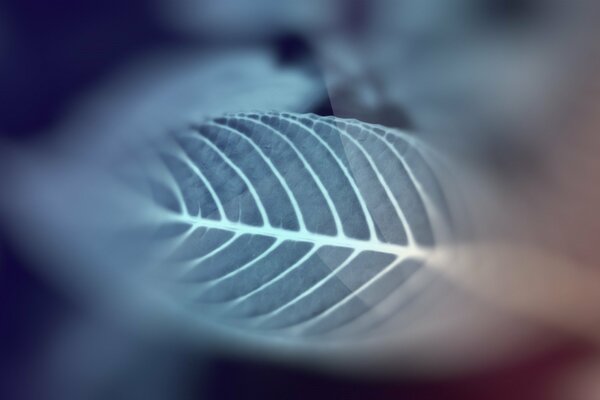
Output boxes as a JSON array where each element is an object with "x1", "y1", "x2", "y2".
[
  {"x1": 57, "y1": 49, "x2": 325, "y2": 162},
  {"x1": 139, "y1": 112, "x2": 455, "y2": 341}
]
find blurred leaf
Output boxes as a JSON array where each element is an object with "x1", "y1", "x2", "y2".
[{"x1": 57, "y1": 49, "x2": 326, "y2": 161}]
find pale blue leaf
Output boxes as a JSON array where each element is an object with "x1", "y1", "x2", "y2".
[{"x1": 138, "y1": 112, "x2": 455, "y2": 344}]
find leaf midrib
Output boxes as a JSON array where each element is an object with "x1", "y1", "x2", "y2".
[{"x1": 169, "y1": 212, "x2": 428, "y2": 257}]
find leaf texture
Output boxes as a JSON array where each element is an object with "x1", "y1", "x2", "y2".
[{"x1": 139, "y1": 112, "x2": 453, "y2": 342}]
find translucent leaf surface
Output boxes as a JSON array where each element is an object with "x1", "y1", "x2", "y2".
[{"x1": 137, "y1": 112, "x2": 455, "y2": 344}]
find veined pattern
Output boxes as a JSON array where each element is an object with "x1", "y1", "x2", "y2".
[{"x1": 141, "y1": 112, "x2": 452, "y2": 340}]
